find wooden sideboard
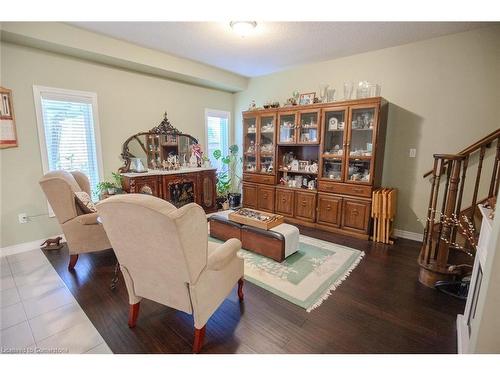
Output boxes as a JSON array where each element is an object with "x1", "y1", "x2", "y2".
[
  {"x1": 121, "y1": 167, "x2": 217, "y2": 213},
  {"x1": 242, "y1": 97, "x2": 388, "y2": 240}
]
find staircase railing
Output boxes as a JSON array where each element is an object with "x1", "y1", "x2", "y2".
[{"x1": 418, "y1": 129, "x2": 500, "y2": 287}]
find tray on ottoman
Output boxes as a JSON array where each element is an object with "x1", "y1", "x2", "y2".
[
  {"x1": 209, "y1": 211, "x2": 299, "y2": 263},
  {"x1": 228, "y1": 208, "x2": 284, "y2": 230}
]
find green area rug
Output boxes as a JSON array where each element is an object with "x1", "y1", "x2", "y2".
[{"x1": 209, "y1": 235, "x2": 364, "y2": 312}]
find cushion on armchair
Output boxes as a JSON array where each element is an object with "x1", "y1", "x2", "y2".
[{"x1": 74, "y1": 191, "x2": 97, "y2": 214}]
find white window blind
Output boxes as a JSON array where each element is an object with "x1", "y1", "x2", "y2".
[
  {"x1": 34, "y1": 86, "x2": 103, "y2": 201},
  {"x1": 205, "y1": 109, "x2": 230, "y2": 172}
]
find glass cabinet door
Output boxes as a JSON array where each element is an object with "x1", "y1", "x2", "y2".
[
  {"x1": 321, "y1": 108, "x2": 347, "y2": 181},
  {"x1": 243, "y1": 115, "x2": 257, "y2": 173},
  {"x1": 347, "y1": 106, "x2": 377, "y2": 183},
  {"x1": 278, "y1": 112, "x2": 297, "y2": 144},
  {"x1": 259, "y1": 115, "x2": 276, "y2": 174},
  {"x1": 298, "y1": 110, "x2": 320, "y2": 144}
]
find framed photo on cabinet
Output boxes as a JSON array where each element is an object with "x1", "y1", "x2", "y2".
[
  {"x1": 0, "y1": 87, "x2": 18, "y2": 149},
  {"x1": 299, "y1": 92, "x2": 316, "y2": 105}
]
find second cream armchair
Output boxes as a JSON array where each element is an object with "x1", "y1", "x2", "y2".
[{"x1": 96, "y1": 194, "x2": 244, "y2": 353}]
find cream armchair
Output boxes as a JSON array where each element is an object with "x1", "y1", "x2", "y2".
[
  {"x1": 39, "y1": 170, "x2": 111, "y2": 270},
  {"x1": 96, "y1": 194, "x2": 244, "y2": 353}
]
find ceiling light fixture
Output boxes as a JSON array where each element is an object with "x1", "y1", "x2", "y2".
[{"x1": 230, "y1": 21, "x2": 258, "y2": 37}]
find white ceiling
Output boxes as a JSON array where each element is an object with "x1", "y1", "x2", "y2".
[{"x1": 71, "y1": 22, "x2": 488, "y2": 77}]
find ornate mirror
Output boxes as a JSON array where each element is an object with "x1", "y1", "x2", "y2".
[{"x1": 119, "y1": 112, "x2": 199, "y2": 173}]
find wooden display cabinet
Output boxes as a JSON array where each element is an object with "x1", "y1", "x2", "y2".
[
  {"x1": 278, "y1": 108, "x2": 321, "y2": 145},
  {"x1": 242, "y1": 182, "x2": 258, "y2": 209},
  {"x1": 257, "y1": 185, "x2": 275, "y2": 212},
  {"x1": 294, "y1": 190, "x2": 317, "y2": 222},
  {"x1": 243, "y1": 111, "x2": 276, "y2": 182},
  {"x1": 342, "y1": 198, "x2": 371, "y2": 233},
  {"x1": 317, "y1": 193, "x2": 342, "y2": 228},
  {"x1": 275, "y1": 188, "x2": 294, "y2": 216},
  {"x1": 242, "y1": 97, "x2": 388, "y2": 240}
]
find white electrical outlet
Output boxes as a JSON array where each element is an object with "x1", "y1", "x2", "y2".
[
  {"x1": 18, "y1": 213, "x2": 28, "y2": 224},
  {"x1": 409, "y1": 148, "x2": 417, "y2": 158}
]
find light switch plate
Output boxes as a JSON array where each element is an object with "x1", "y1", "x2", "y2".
[{"x1": 409, "y1": 148, "x2": 417, "y2": 158}]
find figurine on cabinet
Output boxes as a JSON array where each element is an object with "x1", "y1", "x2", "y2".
[
  {"x1": 248, "y1": 124, "x2": 257, "y2": 134},
  {"x1": 247, "y1": 140, "x2": 256, "y2": 153},
  {"x1": 261, "y1": 122, "x2": 274, "y2": 133}
]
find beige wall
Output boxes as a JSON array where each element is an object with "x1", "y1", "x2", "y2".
[
  {"x1": 234, "y1": 25, "x2": 500, "y2": 234},
  {"x1": 0, "y1": 42, "x2": 233, "y2": 247}
]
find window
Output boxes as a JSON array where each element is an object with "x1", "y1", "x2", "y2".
[
  {"x1": 34, "y1": 86, "x2": 103, "y2": 202},
  {"x1": 205, "y1": 109, "x2": 230, "y2": 172}
]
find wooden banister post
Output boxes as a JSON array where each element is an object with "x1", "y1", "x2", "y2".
[
  {"x1": 489, "y1": 137, "x2": 500, "y2": 198},
  {"x1": 436, "y1": 157, "x2": 463, "y2": 269}
]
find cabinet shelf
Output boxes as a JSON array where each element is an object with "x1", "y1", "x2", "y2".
[
  {"x1": 348, "y1": 155, "x2": 372, "y2": 160},
  {"x1": 276, "y1": 184, "x2": 317, "y2": 193},
  {"x1": 322, "y1": 153, "x2": 344, "y2": 159},
  {"x1": 278, "y1": 168, "x2": 317, "y2": 175}
]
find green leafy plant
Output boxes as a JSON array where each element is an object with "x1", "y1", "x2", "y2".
[
  {"x1": 97, "y1": 172, "x2": 124, "y2": 194},
  {"x1": 111, "y1": 172, "x2": 123, "y2": 188},
  {"x1": 96, "y1": 181, "x2": 115, "y2": 193},
  {"x1": 212, "y1": 144, "x2": 242, "y2": 198}
]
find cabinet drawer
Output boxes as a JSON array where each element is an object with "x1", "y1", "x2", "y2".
[
  {"x1": 243, "y1": 173, "x2": 275, "y2": 185},
  {"x1": 242, "y1": 183, "x2": 258, "y2": 209},
  {"x1": 294, "y1": 191, "x2": 316, "y2": 222},
  {"x1": 257, "y1": 185, "x2": 275, "y2": 213},
  {"x1": 342, "y1": 198, "x2": 371, "y2": 233},
  {"x1": 317, "y1": 193, "x2": 342, "y2": 227},
  {"x1": 318, "y1": 180, "x2": 372, "y2": 198},
  {"x1": 275, "y1": 188, "x2": 294, "y2": 216}
]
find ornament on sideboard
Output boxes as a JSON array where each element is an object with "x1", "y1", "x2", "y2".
[
  {"x1": 248, "y1": 100, "x2": 257, "y2": 111},
  {"x1": 131, "y1": 157, "x2": 147, "y2": 173}
]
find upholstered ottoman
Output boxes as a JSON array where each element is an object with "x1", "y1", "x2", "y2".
[{"x1": 209, "y1": 211, "x2": 299, "y2": 262}]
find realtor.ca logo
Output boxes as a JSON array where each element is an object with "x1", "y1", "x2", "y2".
[{"x1": 1, "y1": 347, "x2": 69, "y2": 354}]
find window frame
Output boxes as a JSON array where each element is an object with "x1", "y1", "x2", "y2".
[
  {"x1": 33, "y1": 85, "x2": 104, "y2": 213},
  {"x1": 204, "y1": 108, "x2": 231, "y2": 171}
]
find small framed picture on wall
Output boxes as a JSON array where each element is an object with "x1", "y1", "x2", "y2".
[
  {"x1": 0, "y1": 87, "x2": 18, "y2": 149},
  {"x1": 299, "y1": 92, "x2": 316, "y2": 105}
]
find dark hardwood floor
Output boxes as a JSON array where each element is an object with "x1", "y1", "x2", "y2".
[{"x1": 43, "y1": 226, "x2": 464, "y2": 354}]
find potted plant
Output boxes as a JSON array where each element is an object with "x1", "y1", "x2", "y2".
[
  {"x1": 213, "y1": 145, "x2": 242, "y2": 209},
  {"x1": 97, "y1": 172, "x2": 124, "y2": 197},
  {"x1": 111, "y1": 172, "x2": 124, "y2": 193},
  {"x1": 97, "y1": 181, "x2": 117, "y2": 196}
]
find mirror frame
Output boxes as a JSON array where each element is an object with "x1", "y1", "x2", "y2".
[{"x1": 119, "y1": 112, "x2": 199, "y2": 173}]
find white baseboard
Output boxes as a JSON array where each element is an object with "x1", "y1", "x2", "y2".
[
  {"x1": 393, "y1": 229, "x2": 423, "y2": 242},
  {"x1": 0, "y1": 234, "x2": 66, "y2": 257}
]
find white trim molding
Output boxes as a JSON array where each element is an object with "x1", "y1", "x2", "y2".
[
  {"x1": 393, "y1": 229, "x2": 424, "y2": 242},
  {"x1": 0, "y1": 234, "x2": 66, "y2": 258}
]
